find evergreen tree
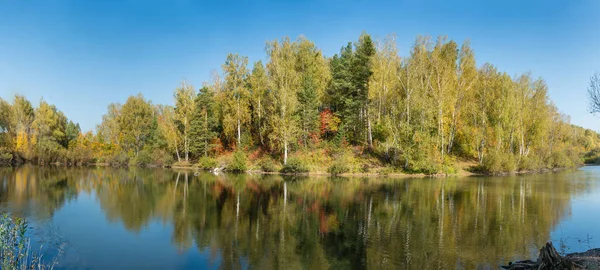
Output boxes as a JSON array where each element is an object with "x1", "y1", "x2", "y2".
[{"x1": 190, "y1": 86, "x2": 218, "y2": 158}]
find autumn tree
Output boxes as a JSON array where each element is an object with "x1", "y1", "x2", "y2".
[
  {"x1": 174, "y1": 80, "x2": 195, "y2": 162},
  {"x1": 222, "y1": 53, "x2": 250, "y2": 148},
  {"x1": 118, "y1": 94, "x2": 154, "y2": 156},
  {"x1": 266, "y1": 38, "x2": 299, "y2": 164},
  {"x1": 248, "y1": 61, "x2": 273, "y2": 147}
]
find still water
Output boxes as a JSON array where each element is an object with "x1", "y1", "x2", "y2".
[{"x1": 1, "y1": 166, "x2": 600, "y2": 269}]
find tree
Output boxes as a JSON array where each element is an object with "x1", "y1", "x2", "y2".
[
  {"x1": 190, "y1": 86, "x2": 218, "y2": 158},
  {"x1": 294, "y1": 37, "x2": 330, "y2": 148},
  {"x1": 297, "y1": 73, "x2": 319, "y2": 148},
  {"x1": 352, "y1": 33, "x2": 376, "y2": 147},
  {"x1": 174, "y1": 80, "x2": 195, "y2": 162},
  {"x1": 588, "y1": 72, "x2": 600, "y2": 114},
  {"x1": 267, "y1": 38, "x2": 299, "y2": 164},
  {"x1": 65, "y1": 120, "x2": 81, "y2": 148},
  {"x1": 118, "y1": 94, "x2": 154, "y2": 156},
  {"x1": 32, "y1": 99, "x2": 67, "y2": 163},
  {"x1": 156, "y1": 105, "x2": 181, "y2": 161},
  {"x1": 222, "y1": 53, "x2": 250, "y2": 148},
  {"x1": 325, "y1": 33, "x2": 375, "y2": 147},
  {"x1": 447, "y1": 40, "x2": 477, "y2": 154},
  {"x1": 248, "y1": 61, "x2": 273, "y2": 147}
]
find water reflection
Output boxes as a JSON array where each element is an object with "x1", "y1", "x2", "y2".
[{"x1": 0, "y1": 166, "x2": 594, "y2": 269}]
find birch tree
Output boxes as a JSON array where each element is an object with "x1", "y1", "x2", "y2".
[
  {"x1": 266, "y1": 38, "x2": 299, "y2": 164},
  {"x1": 174, "y1": 80, "x2": 195, "y2": 162},
  {"x1": 222, "y1": 53, "x2": 250, "y2": 148}
]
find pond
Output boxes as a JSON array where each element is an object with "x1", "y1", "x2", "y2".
[{"x1": 1, "y1": 166, "x2": 600, "y2": 269}]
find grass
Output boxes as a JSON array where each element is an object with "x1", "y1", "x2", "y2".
[{"x1": 0, "y1": 213, "x2": 58, "y2": 270}]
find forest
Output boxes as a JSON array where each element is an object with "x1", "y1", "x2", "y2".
[{"x1": 1, "y1": 33, "x2": 600, "y2": 174}]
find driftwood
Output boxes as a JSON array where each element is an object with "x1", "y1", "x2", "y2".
[{"x1": 502, "y1": 242, "x2": 590, "y2": 270}]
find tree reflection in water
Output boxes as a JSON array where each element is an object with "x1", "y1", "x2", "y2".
[{"x1": 0, "y1": 166, "x2": 592, "y2": 269}]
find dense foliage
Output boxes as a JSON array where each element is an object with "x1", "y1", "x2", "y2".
[{"x1": 1, "y1": 33, "x2": 599, "y2": 173}]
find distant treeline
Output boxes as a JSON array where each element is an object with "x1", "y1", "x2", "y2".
[{"x1": 1, "y1": 33, "x2": 599, "y2": 174}]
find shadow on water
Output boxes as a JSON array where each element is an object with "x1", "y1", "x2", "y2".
[{"x1": 0, "y1": 165, "x2": 597, "y2": 269}]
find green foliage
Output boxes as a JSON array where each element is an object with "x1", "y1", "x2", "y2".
[
  {"x1": 228, "y1": 151, "x2": 248, "y2": 172},
  {"x1": 280, "y1": 157, "x2": 309, "y2": 174},
  {"x1": 130, "y1": 150, "x2": 153, "y2": 167},
  {"x1": 107, "y1": 152, "x2": 129, "y2": 166},
  {"x1": 0, "y1": 213, "x2": 56, "y2": 269},
  {"x1": 197, "y1": 156, "x2": 218, "y2": 170},
  {"x1": 258, "y1": 157, "x2": 279, "y2": 172},
  {"x1": 190, "y1": 86, "x2": 218, "y2": 158},
  {"x1": 482, "y1": 152, "x2": 517, "y2": 174},
  {"x1": 150, "y1": 149, "x2": 174, "y2": 167},
  {"x1": 583, "y1": 147, "x2": 600, "y2": 164},
  {"x1": 0, "y1": 147, "x2": 12, "y2": 164},
  {"x1": 117, "y1": 94, "x2": 155, "y2": 156},
  {"x1": 327, "y1": 160, "x2": 349, "y2": 175},
  {"x1": 2, "y1": 32, "x2": 599, "y2": 173}
]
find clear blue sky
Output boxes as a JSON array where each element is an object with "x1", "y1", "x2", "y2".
[{"x1": 1, "y1": 0, "x2": 599, "y2": 131}]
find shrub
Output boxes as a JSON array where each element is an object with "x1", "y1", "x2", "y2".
[
  {"x1": 280, "y1": 158, "x2": 309, "y2": 174},
  {"x1": 172, "y1": 160, "x2": 192, "y2": 167},
  {"x1": 482, "y1": 152, "x2": 516, "y2": 174},
  {"x1": 197, "y1": 156, "x2": 218, "y2": 170},
  {"x1": 151, "y1": 149, "x2": 174, "y2": 167},
  {"x1": 228, "y1": 151, "x2": 247, "y2": 172},
  {"x1": 130, "y1": 150, "x2": 153, "y2": 167},
  {"x1": 584, "y1": 147, "x2": 600, "y2": 164},
  {"x1": 359, "y1": 163, "x2": 370, "y2": 173},
  {"x1": 0, "y1": 147, "x2": 12, "y2": 164},
  {"x1": 518, "y1": 155, "x2": 541, "y2": 171},
  {"x1": 258, "y1": 158, "x2": 279, "y2": 172},
  {"x1": 1, "y1": 213, "x2": 57, "y2": 269},
  {"x1": 107, "y1": 152, "x2": 129, "y2": 166},
  {"x1": 379, "y1": 166, "x2": 396, "y2": 176},
  {"x1": 550, "y1": 149, "x2": 580, "y2": 169},
  {"x1": 327, "y1": 160, "x2": 349, "y2": 175}
]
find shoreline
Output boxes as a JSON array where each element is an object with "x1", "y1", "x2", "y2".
[{"x1": 1, "y1": 162, "x2": 580, "y2": 179}]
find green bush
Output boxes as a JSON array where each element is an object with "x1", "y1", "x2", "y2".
[
  {"x1": 482, "y1": 152, "x2": 516, "y2": 174},
  {"x1": 228, "y1": 151, "x2": 247, "y2": 172},
  {"x1": 1, "y1": 213, "x2": 55, "y2": 269},
  {"x1": 327, "y1": 161, "x2": 349, "y2": 175},
  {"x1": 550, "y1": 149, "x2": 579, "y2": 169},
  {"x1": 518, "y1": 155, "x2": 541, "y2": 171},
  {"x1": 107, "y1": 152, "x2": 129, "y2": 166},
  {"x1": 151, "y1": 149, "x2": 174, "y2": 167},
  {"x1": 0, "y1": 147, "x2": 12, "y2": 164},
  {"x1": 378, "y1": 166, "x2": 396, "y2": 176},
  {"x1": 280, "y1": 158, "x2": 309, "y2": 174},
  {"x1": 197, "y1": 156, "x2": 218, "y2": 170},
  {"x1": 258, "y1": 158, "x2": 279, "y2": 172},
  {"x1": 359, "y1": 163, "x2": 370, "y2": 173},
  {"x1": 584, "y1": 147, "x2": 600, "y2": 164},
  {"x1": 130, "y1": 150, "x2": 153, "y2": 167}
]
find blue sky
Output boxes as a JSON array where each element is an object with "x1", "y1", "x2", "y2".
[{"x1": 1, "y1": 0, "x2": 599, "y2": 131}]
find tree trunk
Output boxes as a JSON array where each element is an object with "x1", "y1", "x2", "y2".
[
  {"x1": 258, "y1": 98, "x2": 263, "y2": 145},
  {"x1": 204, "y1": 110, "x2": 208, "y2": 157},
  {"x1": 367, "y1": 104, "x2": 373, "y2": 149},
  {"x1": 237, "y1": 95, "x2": 241, "y2": 147},
  {"x1": 284, "y1": 139, "x2": 288, "y2": 165},
  {"x1": 184, "y1": 116, "x2": 189, "y2": 162}
]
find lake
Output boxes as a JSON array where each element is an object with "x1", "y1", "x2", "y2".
[{"x1": 1, "y1": 166, "x2": 600, "y2": 269}]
